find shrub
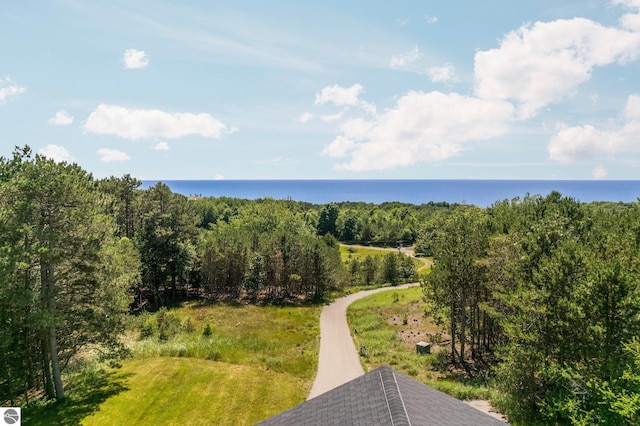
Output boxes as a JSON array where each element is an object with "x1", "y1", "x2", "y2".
[
  {"x1": 202, "y1": 322, "x2": 213, "y2": 337},
  {"x1": 182, "y1": 316, "x2": 195, "y2": 333},
  {"x1": 140, "y1": 318, "x2": 156, "y2": 340},
  {"x1": 359, "y1": 344, "x2": 369, "y2": 357}
]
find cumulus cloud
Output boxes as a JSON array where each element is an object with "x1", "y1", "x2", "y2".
[
  {"x1": 315, "y1": 84, "x2": 364, "y2": 106},
  {"x1": 315, "y1": 84, "x2": 376, "y2": 115},
  {"x1": 322, "y1": 91, "x2": 514, "y2": 171},
  {"x1": 593, "y1": 166, "x2": 608, "y2": 179},
  {"x1": 298, "y1": 112, "x2": 313, "y2": 123},
  {"x1": 474, "y1": 16, "x2": 640, "y2": 119},
  {"x1": 48, "y1": 110, "x2": 74, "y2": 125},
  {"x1": 390, "y1": 46, "x2": 421, "y2": 69},
  {"x1": 315, "y1": 3, "x2": 640, "y2": 172},
  {"x1": 428, "y1": 64, "x2": 457, "y2": 83},
  {"x1": 0, "y1": 76, "x2": 26, "y2": 104},
  {"x1": 123, "y1": 49, "x2": 149, "y2": 69},
  {"x1": 98, "y1": 148, "x2": 131, "y2": 162},
  {"x1": 154, "y1": 141, "x2": 169, "y2": 150},
  {"x1": 548, "y1": 94, "x2": 640, "y2": 162},
  {"x1": 39, "y1": 145, "x2": 75, "y2": 163},
  {"x1": 84, "y1": 104, "x2": 229, "y2": 140}
]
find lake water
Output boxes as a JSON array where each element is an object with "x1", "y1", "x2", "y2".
[{"x1": 141, "y1": 180, "x2": 640, "y2": 208}]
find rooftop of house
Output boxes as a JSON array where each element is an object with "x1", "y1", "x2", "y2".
[{"x1": 257, "y1": 365, "x2": 508, "y2": 425}]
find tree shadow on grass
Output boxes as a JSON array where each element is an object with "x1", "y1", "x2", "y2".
[{"x1": 23, "y1": 368, "x2": 132, "y2": 426}]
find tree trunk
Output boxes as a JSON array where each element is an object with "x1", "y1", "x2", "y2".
[
  {"x1": 41, "y1": 337, "x2": 54, "y2": 399},
  {"x1": 49, "y1": 324, "x2": 65, "y2": 401},
  {"x1": 459, "y1": 290, "x2": 466, "y2": 365},
  {"x1": 450, "y1": 302, "x2": 457, "y2": 365},
  {"x1": 42, "y1": 259, "x2": 65, "y2": 401}
]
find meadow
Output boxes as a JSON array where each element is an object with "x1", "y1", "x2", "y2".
[
  {"x1": 346, "y1": 286, "x2": 493, "y2": 401},
  {"x1": 23, "y1": 302, "x2": 321, "y2": 425}
]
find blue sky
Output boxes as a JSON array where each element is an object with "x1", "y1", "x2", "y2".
[{"x1": 2, "y1": 0, "x2": 640, "y2": 180}]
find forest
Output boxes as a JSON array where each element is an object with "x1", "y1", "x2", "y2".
[
  {"x1": 1, "y1": 146, "x2": 639, "y2": 424},
  {"x1": 0, "y1": 147, "x2": 428, "y2": 406}
]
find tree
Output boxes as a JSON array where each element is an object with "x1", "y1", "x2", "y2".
[
  {"x1": 317, "y1": 203, "x2": 339, "y2": 237},
  {"x1": 423, "y1": 206, "x2": 489, "y2": 366},
  {"x1": 0, "y1": 147, "x2": 139, "y2": 402},
  {"x1": 99, "y1": 174, "x2": 142, "y2": 238},
  {"x1": 137, "y1": 183, "x2": 198, "y2": 308}
]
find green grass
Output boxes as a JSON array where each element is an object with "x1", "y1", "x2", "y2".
[
  {"x1": 24, "y1": 358, "x2": 306, "y2": 426},
  {"x1": 339, "y1": 244, "x2": 396, "y2": 262},
  {"x1": 340, "y1": 244, "x2": 431, "y2": 277},
  {"x1": 347, "y1": 286, "x2": 493, "y2": 401},
  {"x1": 129, "y1": 302, "x2": 321, "y2": 380},
  {"x1": 83, "y1": 358, "x2": 305, "y2": 426},
  {"x1": 24, "y1": 302, "x2": 321, "y2": 425}
]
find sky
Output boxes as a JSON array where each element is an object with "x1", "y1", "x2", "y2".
[{"x1": 2, "y1": 0, "x2": 640, "y2": 180}]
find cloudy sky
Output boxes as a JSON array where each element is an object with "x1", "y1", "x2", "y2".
[{"x1": 2, "y1": 0, "x2": 640, "y2": 180}]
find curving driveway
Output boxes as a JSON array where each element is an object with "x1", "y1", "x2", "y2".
[{"x1": 307, "y1": 283, "x2": 418, "y2": 400}]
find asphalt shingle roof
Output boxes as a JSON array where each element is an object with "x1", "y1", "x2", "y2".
[{"x1": 257, "y1": 366, "x2": 508, "y2": 426}]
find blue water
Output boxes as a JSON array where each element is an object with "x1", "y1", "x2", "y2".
[{"x1": 140, "y1": 180, "x2": 640, "y2": 208}]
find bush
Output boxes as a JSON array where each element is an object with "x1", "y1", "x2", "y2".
[
  {"x1": 140, "y1": 318, "x2": 156, "y2": 340},
  {"x1": 359, "y1": 344, "x2": 369, "y2": 357},
  {"x1": 202, "y1": 322, "x2": 213, "y2": 337},
  {"x1": 156, "y1": 307, "x2": 181, "y2": 341},
  {"x1": 182, "y1": 316, "x2": 195, "y2": 333}
]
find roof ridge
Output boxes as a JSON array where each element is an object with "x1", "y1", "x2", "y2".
[{"x1": 378, "y1": 367, "x2": 411, "y2": 426}]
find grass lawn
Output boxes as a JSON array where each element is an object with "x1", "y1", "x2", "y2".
[
  {"x1": 339, "y1": 244, "x2": 396, "y2": 262},
  {"x1": 339, "y1": 243, "x2": 431, "y2": 277},
  {"x1": 23, "y1": 302, "x2": 321, "y2": 425},
  {"x1": 347, "y1": 285, "x2": 493, "y2": 400},
  {"x1": 82, "y1": 358, "x2": 305, "y2": 426},
  {"x1": 130, "y1": 302, "x2": 321, "y2": 380}
]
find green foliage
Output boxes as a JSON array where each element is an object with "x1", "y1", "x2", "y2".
[
  {"x1": 197, "y1": 200, "x2": 344, "y2": 302},
  {"x1": 317, "y1": 203, "x2": 339, "y2": 236},
  {"x1": 202, "y1": 322, "x2": 213, "y2": 337},
  {"x1": 0, "y1": 146, "x2": 138, "y2": 403}
]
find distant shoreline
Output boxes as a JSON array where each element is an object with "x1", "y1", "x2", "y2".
[{"x1": 141, "y1": 179, "x2": 640, "y2": 208}]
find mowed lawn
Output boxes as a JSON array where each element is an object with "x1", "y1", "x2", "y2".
[
  {"x1": 82, "y1": 358, "x2": 305, "y2": 426},
  {"x1": 24, "y1": 302, "x2": 321, "y2": 425}
]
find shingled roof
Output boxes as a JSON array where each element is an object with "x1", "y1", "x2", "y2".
[{"x1": 258, "y1": 366, "x2": 507, "y2": 425}]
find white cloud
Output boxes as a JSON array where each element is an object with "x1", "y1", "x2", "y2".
[
  {"x1": 48, "y1": 110, "x2": 74, "y2": 125},
  {"x1": 298, "y1": 112, "x2": 313, "y2": 123},
  {"x1": 322, "y1": 90, "x2": 514, "y2": 171},
  {"x1": 390, "y1": 46, "x2": 421, "y2": 69},
  {"x1": 613, "y1": 0, "x2": 640, "y2": 30},
  {"x1": 428, "y1": 64, "x2": 457, "y2": 83},
  {"x1": 593, "y1": 166, "x2": 608, "y2": 179},
  {"x1": 98, "y1": 148, "x2": 131, "y2": 162},
  {"x1": 214, "y1": 174, "x2": 224, "y2": 180},
  {"x1": 322, "y1": 110, "x2": 346, "y2": 122},
  {"x1": 548, "y1": 94, "x2": 640, "y2": 162},
  {"x1": 474, "y1": 16, "x2": 640, "y2": 119},
  {"x1": 425, "y1": 15, "x2": 438, "y2": 24},
  {"x1": 314, "y1": 84, "x2": 376, "y2": 115},
  {"x1": 315, "y1": 84, "x2": 363, "y2": 106},
  {"x1": 154, "y1": 141, "x2": 170, "y2": 150},
  {"x1": 0, "y1": 76, "x2": 26, "y2": 104},
  {"x1": 39, "y1": 145, "x2": 75, "y2": 163},
  {"x1": 123, "y1": 49, "x2": 149, "y2": 69},
  {"x1": 84, "y1": 104, "x2": 229, "y2": 140}
]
